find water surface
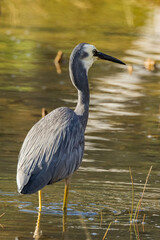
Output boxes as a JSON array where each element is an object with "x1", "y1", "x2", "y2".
[{"x1": 0, "y1": 1, "x2": 160, "y2": 239}]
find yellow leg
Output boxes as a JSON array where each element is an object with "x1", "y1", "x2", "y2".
[
  {"x1": 63, "y1": 183, "x2": 69, "y2": 211},
  {"x1": 63, "y1": 177, "x2": 71, "y2": 211},
  {"x1": 38, "y1": 190, "x2": 42, "y2": 212}
]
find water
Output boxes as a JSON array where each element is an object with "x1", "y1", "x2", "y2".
[{"x1": 0, "y1": 1, "x2": 160, "y2": 239}]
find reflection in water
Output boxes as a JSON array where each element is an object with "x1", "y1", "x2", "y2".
[
  {"x1": 0, "y1": 1, "x2": 160, "y2": 240},
  {"x1": 125, "y1": 6, "x2": 160, "y2": 65},
  {"x1": 62, "y1": 210, "x2": 68, "y2": 237},
  {"x1": 33, "y1": 209, "x2": 68, "y2": 239},
  {"x1": 33, "y1": 210, "x2": 42, "y2": 239}
]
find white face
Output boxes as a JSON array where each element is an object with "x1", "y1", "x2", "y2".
[{"x1": 81, "y1": 44, "x2": 97, "y2": 72}]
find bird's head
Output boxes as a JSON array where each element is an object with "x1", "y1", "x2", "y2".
[{"x1": 69, "y1": 43, "x2": 125, "y2": 91}]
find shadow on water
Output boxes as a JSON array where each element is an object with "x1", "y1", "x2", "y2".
[{"x1": 0, "y1": 0, "x2": 160, "y2": 239}]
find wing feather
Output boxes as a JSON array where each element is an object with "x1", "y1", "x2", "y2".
[{"x1": 17, "y1": 107, "x2": 84, "y2": 194}]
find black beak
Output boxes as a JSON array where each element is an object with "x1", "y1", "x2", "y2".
[{"x1": 94, "y1": 50, "x2": 126, "y2": 65}]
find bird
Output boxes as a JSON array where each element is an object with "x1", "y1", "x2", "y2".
[{"x1": 16, "y1": 43, "x2": 125, "y2": 211}]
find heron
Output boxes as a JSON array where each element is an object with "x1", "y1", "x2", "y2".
[{"x1": 16, "y1": 43, "x2": 125, "y2": 211}]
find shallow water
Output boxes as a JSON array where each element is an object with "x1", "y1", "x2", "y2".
[{"x1": 0, "y1": 1, "x2": 160, "y2": 239}]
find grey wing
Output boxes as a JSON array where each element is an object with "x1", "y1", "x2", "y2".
[{"x1": 17, "y1": 107, "x2": 84, "y2": 194}]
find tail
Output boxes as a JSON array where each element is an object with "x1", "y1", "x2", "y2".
[
  {"x1": 17, "y1": 168, "x2": 51, "y2": 194},
  {"x1": 16, "y1": 169, "x2": 30, "y2": 194}
]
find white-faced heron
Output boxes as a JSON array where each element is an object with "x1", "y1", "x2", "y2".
[{"x1": 16, "y1": 43, "x2": 125, "y2": 211}]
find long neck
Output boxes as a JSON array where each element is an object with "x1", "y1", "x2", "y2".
[
  {"x1": 75, "y1": 86, "x2": 90, "y2": 131},
  {"x1": 69, "y1": 54, "x2": 90, "y2": 131}
]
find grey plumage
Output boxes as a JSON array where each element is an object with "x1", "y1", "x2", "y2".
[
  {"x1": 17, "y1": 43, "x2": 125, "y2": 196},
  {"x1": 17, "y1": 43, "x2": 88, "y2": 195},
  {"x1": 17, "y1": 107, "x2": 84, "y2": 194}
]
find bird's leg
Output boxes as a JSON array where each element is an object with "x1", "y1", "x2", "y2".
[
  {"x1": 62, "y1": 177, "x2": 71, "y2": 234},
  {"x1": 63, "y1": 176, "x2": 71, "y2": 211},
  {"x1": 38, "y1": 190, "x2": 42, "y2": 212}
]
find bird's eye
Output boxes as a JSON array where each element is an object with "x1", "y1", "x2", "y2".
[{"x1": 92, "y1": 49, "x2": 98, "y2": 56}]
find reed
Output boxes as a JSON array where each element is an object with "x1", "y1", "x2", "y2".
[
  {"x1": 102, "y1": 221, "x2": 112, "y2": 240},
  {"x1": 129, "y1": 167, "x2": 134, "y2": 231},
  {"x1": 0, "y1": 213, "x2": 5, "y2": 218},
  {"x1": 133, "y1": 166, "x2": 152, "y2": 221}
]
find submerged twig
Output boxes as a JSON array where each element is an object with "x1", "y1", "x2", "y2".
[
  {"x1": 54, "y1": 50, "x2": 63, "y2": 74},
  {"x1": 144, "y1": 58, "x2": 156, "y2": 71},
  {"x1": 0, "y1": 213, "x2": 5, "y2": 218},
  {"x1": 0, "y1": 223, "x2": 4, "y2": 229},
  {"x1": 0, "y1": 213, "x2": 5, "y2": 229},
  {"x1": 41, "y1": 108, "x2": 48, "y2": 118},
  {"x1": 128, "y1": 64, "x2": 133, "y2": 74},
  {"x1": 54, "y1": 50, "x2": 63, "y2": 64}
]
